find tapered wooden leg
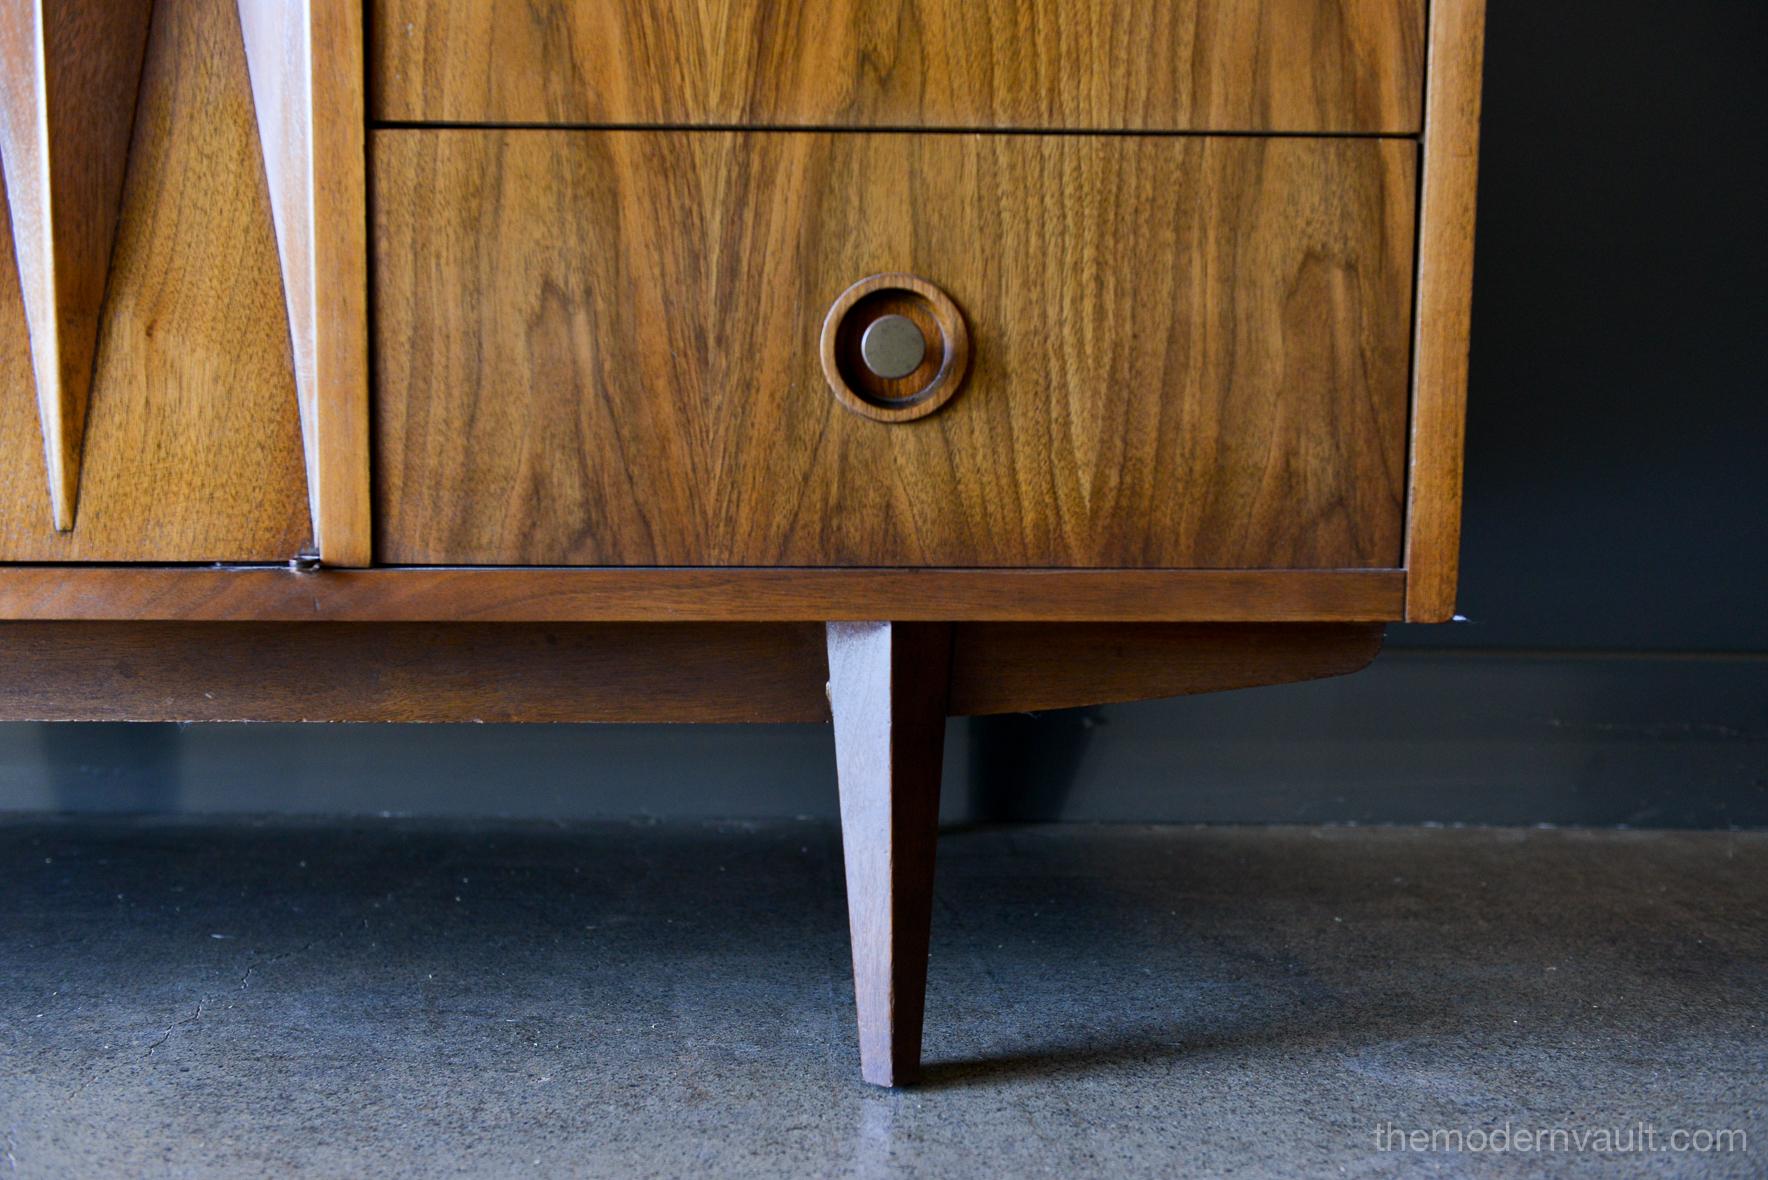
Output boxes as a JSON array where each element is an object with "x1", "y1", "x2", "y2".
[{"x1": 826, "y1": 621, "x2": 953, "y2": 1087}]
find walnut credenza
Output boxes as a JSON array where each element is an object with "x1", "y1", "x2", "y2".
[{"x1": 0, "y1": 0, "x2": 1483, "y2": 1086}]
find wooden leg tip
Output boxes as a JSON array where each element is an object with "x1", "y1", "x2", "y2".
[{"x1": 859, "y1": 1056, "x2": 919, "y2": 1088}]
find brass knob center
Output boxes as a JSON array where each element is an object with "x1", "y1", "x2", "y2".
[{"x1": 859, "y1": 314, "x2": 927, "y2": 380}]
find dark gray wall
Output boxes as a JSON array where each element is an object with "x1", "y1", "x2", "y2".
[
  {"x1": 2, "y1": 0, "x2": 1764, "y2": 826},
  {"x1": 1, "y1": 651, "x2": 1761, "y2": 826},
  {"x1": 1386, "y1": 0, "x2": 1768, "y2": 653}
]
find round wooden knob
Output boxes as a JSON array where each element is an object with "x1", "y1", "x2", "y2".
[{"x1": 820, "y1": 274, "x2": 970, "y2": 423}]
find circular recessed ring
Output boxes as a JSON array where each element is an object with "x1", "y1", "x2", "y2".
[{"x1": 819, "y1": 273, "x2": 970, "y2": 424}]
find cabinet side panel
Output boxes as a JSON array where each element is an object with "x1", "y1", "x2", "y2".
[{"x1": 1404, "y1": 0, "x2": 1486, "y2": 620}]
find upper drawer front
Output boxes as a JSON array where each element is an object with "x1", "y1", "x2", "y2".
[
  {"x1": 370, "y1": 1, "x2": 1426, "y2": 133},
  {"x1": 372, "y1": 130, "x2": 1416, "y2": 569}
]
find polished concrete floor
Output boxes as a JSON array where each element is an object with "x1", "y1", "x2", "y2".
[{"x1": 1, "y1": 818, "x2": 1762, "y2": 1178}]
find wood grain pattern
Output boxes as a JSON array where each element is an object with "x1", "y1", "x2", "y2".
[
  {"x1": 827, "y1": 620, "x2": 951, "y2": 1086},
  {"x1": 948, "y1": 621, "x2": 1383, "y2": 715},
  {"x1": 0, "y1": 622, "x2": 830, "y2": 722},
  {"x1": 373, "y1": 131, "x2": 1416, "y2": 570},
  {"x1": 0, "y1": 0, "x2": 151, "y2": 529},
  {"x1": 0, "y1": 620, "x2": 1384, "y2": 721},
  {"x1": 369, "y1": 0, "x2": 1425, "y2": 134},
  {"x1": 239, "y1": 0, "x2": 371, "y2": 565},
  {"x1": 0, "y1": 567, "x2": 1405, "y2": 623},
  {"x1": 0, "y1": 0, "x2": 310, "y2": 561},
  {"x1": 1404, "y1": 0, "x2": 1485, "y2": 622}
]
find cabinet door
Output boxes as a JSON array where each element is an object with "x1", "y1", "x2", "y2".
[{"x1": 0, "y1": 0, "x2": 310, "y2": 562}]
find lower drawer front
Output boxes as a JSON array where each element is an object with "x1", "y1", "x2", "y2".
[{"x1": 371, "y1": 131, "x2": 1415, "y2": 569}]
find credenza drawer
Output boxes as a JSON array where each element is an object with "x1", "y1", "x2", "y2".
[
  {"x1": 372, "y1": 130, "x2": 1415, "y2": 569},
  {"x1": 369, "y1": 1, "x2": 1425, "y2": 134}
]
